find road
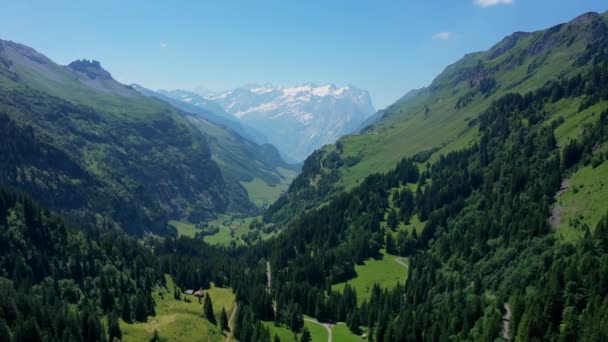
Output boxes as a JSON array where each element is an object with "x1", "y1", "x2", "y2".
[
  {"x1": 225, "y1": 304, "x2": 238, "y2": 342},
  {"x1": 304, "y1": 317, "x2": 333, "y2": 342},
  {"x1": 395, "y1": 257, "x2": 409, "y2": 283}
]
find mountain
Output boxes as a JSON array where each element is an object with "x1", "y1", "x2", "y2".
[
  {"x1": 264, "y1": 11, "x2": 608, "y2": 223},
  {"x1": 132, "y1": 84, "x2": 299, "y2": 209},
  {"x1": 0, "y1": 39, "x2": 256, "y2": 235},
  {"x1": 188, "y1": 83, "x2": 375, "y2": 162},
  {"x1": 131, "y1": 85, "x2": 268, "y2": 145}
]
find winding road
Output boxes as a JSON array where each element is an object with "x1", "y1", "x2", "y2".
[{"x1": 304, "y1": 317, "x2": 333, "y2": 342}]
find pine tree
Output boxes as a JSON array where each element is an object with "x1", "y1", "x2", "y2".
[
  {"x1": 387, "y1": 208, "x2": 398, "y2": 230},
  {"x1": 347, "y1": 311, "x2": 361, "y2": 335},
  {"x1": 0, "y1": 318, "x2": 12, "y2": 342},
  {"x1": 121, "y1": 296, "x2": 132, "y2": 323},
  {"x1": 289, "y1": 304, "x2": 304, "y2": 333},
  {"x1": 220, "y1": 307, "x2": 229, "y2": 332},
  {"x1": 134, "y1": 294, "x2": 148, "y2": 322},
  {"x1": 107, "y1": 311, "x2": 122, "y2": 342},
  {"x1": 300, "y1": 327, "x2": 311, "y2": 342},
  {"x1": 204, "y1": 293, "x2": 216, "y2": 325}
]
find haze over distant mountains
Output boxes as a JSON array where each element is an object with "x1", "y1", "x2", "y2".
[{"x1": 160, "y1": 83, "x2": 376, "y2": 162}]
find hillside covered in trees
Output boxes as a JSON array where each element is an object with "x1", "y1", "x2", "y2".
[{"x1": 2, "y1": 8, "x2": 608, "y2": 342}]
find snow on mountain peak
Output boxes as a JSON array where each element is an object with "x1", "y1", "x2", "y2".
[{"x1": 205, "y1": 83, "x2": 375, "y2": 161}]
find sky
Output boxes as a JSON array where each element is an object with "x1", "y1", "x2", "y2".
[{"x1": 0, "y1": 0, "x2": 607, "y2": 108}]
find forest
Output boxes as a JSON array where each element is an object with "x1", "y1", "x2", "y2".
[{"x1": 2, "y1": 9, "x2": 608, "y2": 342}]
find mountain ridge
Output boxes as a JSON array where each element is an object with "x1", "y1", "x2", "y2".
[
  {"x1": 0, "y1": 38, "x2": 257, "y2": 234},
  {"x1": 163, "y1": 82, "x2": 376, "y2": 162},
  {"x1": 264, "y1": 9, "x2": 608, "y2": 224}
]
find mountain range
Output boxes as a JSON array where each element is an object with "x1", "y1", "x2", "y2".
[
  {"x1": 161, "y1": 83, "x2": 376, "y2": 162},
  {"x1": 2, "y1": 8, "x2": 608, "y2": 342},
  {"x1": 0, "y1": 38, "x2": 295, "y2": 234}
]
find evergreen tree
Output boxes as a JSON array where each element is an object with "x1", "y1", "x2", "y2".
[
  {"x1": 289, "y1": 304, "x2": 304, "y2": 333},
  {"x1": 387, "y1": 208, "x2": 398, "y2": 230},
  {"x1": 220, "y1": 307, "x2": 229, "y2": 332},
  {"x1": 0, "y1": 318, "x2": 12, "y2": 342},
  {"x1": 107, "y1": 311, "x2": 122, "y2": 342},
  {"x1": 121, "y1": 296, "x2": 132, "y2": 323},
  {"x1": 134, "y1": 294, "x2": 148, "y2": 322},
  {"x1": 204, "y1": 294, "x2": 216, "y2": 325},
  {"x1": 300, "y1": 327, "x2": 311, "y2": 342},
  {"x1": 347, "y1": 311, "x2": 361, "y2": 335}
]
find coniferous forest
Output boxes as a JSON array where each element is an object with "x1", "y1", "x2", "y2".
[{"x1": 2, "y1": 6, "x2": 608, "y2": 342}]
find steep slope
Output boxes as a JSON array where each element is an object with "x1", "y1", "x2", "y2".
[
  {"x1": 186, "y1": 115, "x2": 298, "y2": 208},
  {"x1": 255, "y1": 33, "x2": 608, "y2": 340},
  {"x1": 265, "y1": 11, "x2": 608, "y2": 223},
  {"x1": 132, "y1": 85, "x2": 299, "y2": 208},
  {"x1": 206, "y1": 83, "x2": 375, "y2": 162},
  {"x1": 0, "y1": 39, "x2": 255, "y2": 235}
]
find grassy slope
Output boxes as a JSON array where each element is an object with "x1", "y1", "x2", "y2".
[
  {"x1": 188, "y1": 116, "x2": 298, "y2": 208},
  {"x1": 241, "y1": 167, "x2": 298, "y2": 207},
  {"x1": 554, "y1": 160, "x2": 608, "y2": 240},
  {"x1": 120, "y1": 275, "x2": 235, "y2": 342},
  {"x1": 264, "y1": 320, "x2": 328, "y2": 342},
  {"x1": 0, "y1": 39, "x2": 257, "y2": 233},
  {"x1": 332, "y1": 324, "x2": 362, "y2": 342},
  {"x1": 271, "y1": 12, "x2": 607, "y2": 224},
  {"x1": 171, "y1": 215, "x2": 276, "y2": 246},
  {"x1": 332, "y1": 251, "x2": 408, "y2": 303},
  {"x1": 336, "y1": 26, "x2": 591, "y2": 191}
]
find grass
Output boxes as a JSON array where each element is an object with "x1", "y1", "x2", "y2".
[
  {"x1": 332, "y1": 323, "x2": 363, "y2": 342},
  {"x1": 241, "y1": 167, "x2": 297, "y2": 208},
  {"x1": 119, "y1": 275, "x2": 235, "y2": 342},
  {"x1": 171, "y1": 214, "x2": 277, "y2": 247},
  {"x1": 168, "y1": 220, "x2": 198, "y2": 238},
  {"x1": 554, "y1": 159, "x2": 608, "y2": 240},
  {"x1": 263, "y1": 320, "x2": 328, "y2": 342},
  {"x1": 305, "y1": 320, "x2": 329, "y2": 342},
  {"x1": 298, "y1": 25, "x2": 597, "y2": 212},
  {"x1": 332, "y1": 250, "x2": 408, "y2": 304},
  {"x1": 264, "y1": 322, "x2": 299, "y2": 341}
]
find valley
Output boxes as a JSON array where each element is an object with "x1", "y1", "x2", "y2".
[{"x1": 1, "y1": 4, "x2": 608, "y2": 342}]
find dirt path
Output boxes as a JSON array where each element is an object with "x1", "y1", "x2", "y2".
[
  {"x1": 395, "y1": 257, "x2": 409, "y2": 283},
  {"x1": 550, "y1": 179, "x2": 570, "y2": 227},
  {"x1": 502, "y1": 303, "x2": 512, "y2": 341},
  {"x1": 304, "y1": 317, "x2": 333, "y2": 342},
  {"x1": 395, "y1": 257, "x2": 409, "y2": 269},
  {"x1": 225, "y1": 304, "x2": 238, "y2": 342}
]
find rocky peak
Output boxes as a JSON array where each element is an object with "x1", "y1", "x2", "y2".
[{"x1": 68, "y1": 59, "x2": 113, "y2": 80}]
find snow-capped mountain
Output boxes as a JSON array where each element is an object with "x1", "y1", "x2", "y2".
[
  {"x1": 157, "y1": 89, "x2": 227, "y2": 117},
  {"x1": 206, "y1": 83, "x2": 375, "y2": 161}
]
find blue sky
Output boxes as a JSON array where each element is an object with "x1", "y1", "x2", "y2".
[{"x1": 1, "y1": 1, "x2": 607, "y2": 108}]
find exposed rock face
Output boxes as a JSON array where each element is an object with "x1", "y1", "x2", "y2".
[{"x1": 68, "y1": 59, "x2": 113, "y2": 80}]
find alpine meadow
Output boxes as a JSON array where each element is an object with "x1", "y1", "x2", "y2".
[{"x1": 2, "y1": 1, "x2": 608, "y2": 342}]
